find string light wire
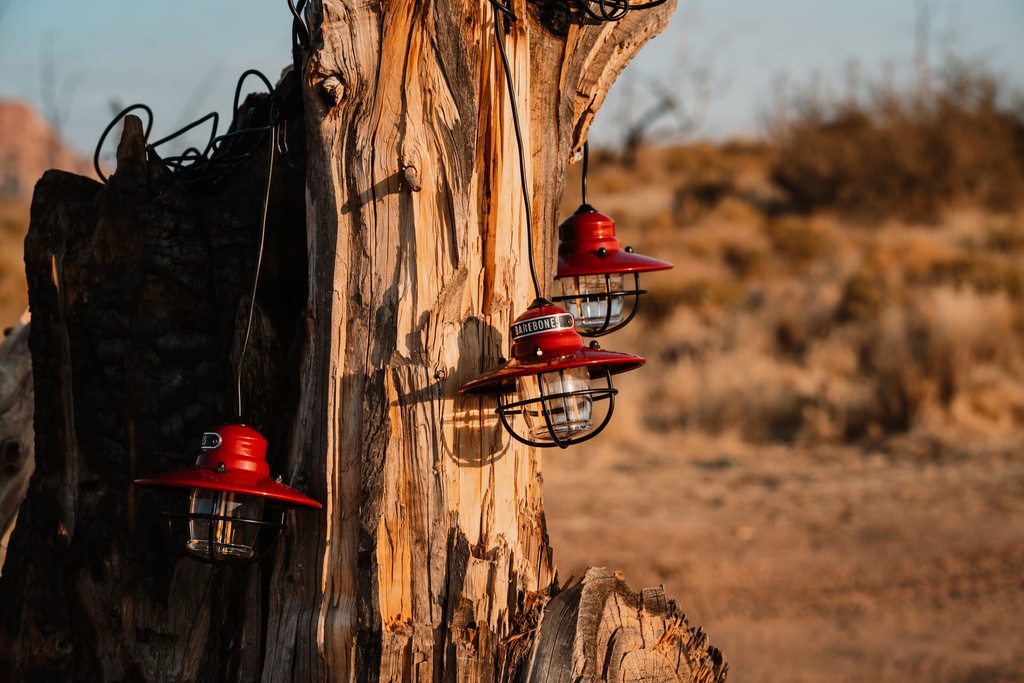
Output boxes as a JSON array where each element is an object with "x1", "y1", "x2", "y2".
[
  {"x1": 92, "y1": 70, "x2": 283, "y2": 421},
  {"x1": 236, "y1": 110, "x2": 277, "y2": 419},
  {"x1": 581, "y1": 140, "x2": 590, "y2": 206},
  {"x1": 573, "y1": 0, "x2": 669, "y2": 23},
  {"x1": 488, "y1": 0, "x2": 665, "y2": 300},
  {"x1": 490, "y1": 0, "x2": 542, "y2": 300},
  {"x1": 288, "y1": 0, "x2": 310, "y2": 74},
  {"x1": 94, "y1": 70, "x2": 278, "y2": 185}
]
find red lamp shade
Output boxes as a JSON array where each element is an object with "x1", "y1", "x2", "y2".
[
  {"x1": 134, "y1": 424, "x2": 320, "y2": 563},
  {"x1": 554, "y1": 204, "x2": 672, "y2": 336},
  {"x1": 459, "y1": 299, "x2": 644, "y2": 448}
]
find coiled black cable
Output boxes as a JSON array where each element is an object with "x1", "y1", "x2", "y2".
[
  {"x1": 93, "y1": 68, "x2": 289, "y2": 186},
  {"x1": 573, "y1": 0, "x2": 669, "y2": 23}
]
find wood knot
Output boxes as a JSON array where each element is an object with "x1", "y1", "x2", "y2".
[
  {"x1": 321, "y1": 76, "x2": 346, "y2": 107},
  {"x1": 402, "y1": 166, "x2": 422, "y2": 192}
]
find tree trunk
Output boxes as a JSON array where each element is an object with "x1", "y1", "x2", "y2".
[
  {"x1": 266, "y1": 0, "x2": 685, "y2": 678},
  {"x1": 0, "y1": 0, "x2": 728, "y2": 681},
  {"x1": 1, "y1": 111, "x2": 311, "y2": 681}
]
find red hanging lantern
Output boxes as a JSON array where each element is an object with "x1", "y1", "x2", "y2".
[
  {"x1": 134, "y1": 424, "x2": 321, "y2": 564},
  {"x1": 459, "y1": 298, "x2": 644, "y2": 448},
  {"x1": 553, "y1": 204, "x2": 672, "y2": 336}
]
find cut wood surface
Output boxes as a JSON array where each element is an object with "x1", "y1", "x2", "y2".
[{"x1": 527, "y1": 568, "x2": 727, "y2": 683}]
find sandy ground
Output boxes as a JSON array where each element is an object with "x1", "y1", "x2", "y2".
[{"x1": 541, "y1": 374, "x2": 1024, "y2": 682}]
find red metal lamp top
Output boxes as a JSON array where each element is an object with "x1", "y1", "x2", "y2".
[
  {"x1": 134, "y1": 424, "x2": 322, "y2": 509},
  {"x1": 556, "y1": 204, "x2": 673, "y2": 278},
  {"x1": 459, "y1": 298, "x2": 645, "y2": 395}
]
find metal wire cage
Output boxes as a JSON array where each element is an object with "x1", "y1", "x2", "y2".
[
  {"x1": 135, "y1": 424, "x2": 321, "y2": 565},
  {"x1": 555, "y1": 205, "x2": 671, "y2": 337},
  {"x1": 162, "y1": 492, "x2": 286, "y2": 565},
  {"x1": 551, "y1": 270, "x2": 646, "y2": 337},
  {"x1": 495, "y1": 364, "x2": 617, "y2": 448},
  {"x1": 460, "y1": 300, "x2": 643, "y2": 448}
]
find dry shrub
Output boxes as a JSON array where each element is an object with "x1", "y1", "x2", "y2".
[
  {"x1": 643, "y1": 275, "x2": 1024, "y2": 444},
  {"x1": 0, "y1": 201, "x2": 28, "y2": 237},
  {"x1": 801, "y1": 337, "x2": 877, "y2": 441},
  {"x1": 928, "y1": 253, "x2": 1024, "y2": 299},
  {"x1": 919, "y1": 287, "x2": 1016, "y2": 401},
  {"x1": 837, "y1": 262, "x2": 902, "y2": 322},
  {"x1": 769, "y1": 59, "x2": 1024, "y2": 222},
  {"x1": 842, "y1": 288, "x2": 1023, "y2": 434},
  {"x1": 766, "y1": 280, "x2": 842, "y2": 358},
  {"x1": 670, "y1": 149, "x2": 735, "y2": 226},
  {"x1": 568, "y1": 117, "x2": 1024, "y2": 450},
  {"x1": 765, "y1": 215, "x2": 836, "y2": 265},
  {"x1": 857, "y1": 305, "x2": 933, "y2": 433},
  {"x1": 642, "y1": 277, "x2": 744, "y2": 323},
  {"x1": 876, "y1": 229, "x2": 959, "y2": 280},
  {"x1": 722, "y1": 238, "x2": 767, "y2": 279},
  {"x1": 647, "y1": 306, "x2": 718, "y2": 363},
  {"x1": 673, "y1": 222, "x2": 771, "y2": 280},
  {"x1": 985, "y1": 217, "x2": 1024, "y2": 252},
  {"x1": 657, "y1": 142, "x2": 777, "y2": 225},
  {"x1": 947, "y1": 370, "x2": 1024, "y2": 431},
  {"x1": 645, "y1": 348, "x2": 808, "y2": 443}
]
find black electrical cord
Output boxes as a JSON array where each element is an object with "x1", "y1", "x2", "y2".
[
  {"x1": 490, "y1": 0, "x2": 542, "y2": 301},
  {"x1": 573, "y1": 0, "x2": 669, "y2": 23},
  {"x1": 93, "y1": 69, "x2": 278, "y2": 185},
  {"x1": 581, "y1": 140, "x2": 590, "y2": 207},
  {"x1": 92, "y1": 1, "x2": 307, "y2": 185},
  {"x1": 488, "y1": 0, "x2": 667, "y2": 300},
  {"x1": 92, "y1": 80, "x2": 281, "y2": 420},
  {"x1": 236, "y1": 102, "x2": 277, "y2": 419},
  {"x1": 88, "y1": 0, "x2": 301, "y2": 425},
  {"x1": 288, "y1": 0, "x2": 309, "y2": 74}
]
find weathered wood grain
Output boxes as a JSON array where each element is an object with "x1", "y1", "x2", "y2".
[{"x1": 260, "y1": 0, "x2": 685, "y2": 680}]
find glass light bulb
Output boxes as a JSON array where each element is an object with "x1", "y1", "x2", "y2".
[
  {"x1": 187, "y1": 489, "x2": 264, "y2": 560},
  {"x1": 516, "y1": 366, "x2": 593, "y2": 442},
  {"x1": 556, "y1": 274, "x2": 625, "y2": 333}
]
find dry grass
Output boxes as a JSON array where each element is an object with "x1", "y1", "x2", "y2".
[
  {"x1": 768, "y1": 59, "x2": 1024, "y2": 222},
  {"x1": 552, "y1": 67, "x2": 1024, "y2": 682},
  {"x1": 629, "y1": 208, "x2": 1024, "y2": 445},
  {"x1": 567, "y1": 116, "x2": 1024, "y2": 449}
]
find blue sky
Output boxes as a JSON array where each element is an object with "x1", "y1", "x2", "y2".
[{"x1": 1, "y1": 0, "x2": 1022, "y2": 156}]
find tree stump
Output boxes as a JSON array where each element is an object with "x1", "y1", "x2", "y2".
[
  {"x1": 0, "y1": 0, "x2": 730, "y2": 679},
  {"x1": 527, "y1": 568, "x2": 727, "y2": 682}
]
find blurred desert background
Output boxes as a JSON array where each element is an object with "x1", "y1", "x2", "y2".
[
  {"x1": 544, "y1": 57, "x2": 1024, "y2": 683},
  {"x1": 2, "y1": 44, "x2": 1024, "y2": 683}
]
